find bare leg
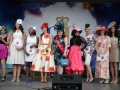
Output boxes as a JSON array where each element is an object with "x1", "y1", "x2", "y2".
[
  {"x1": 110, "y1": 62, "x2": 114, "y2": 83},
  {"x1": 113, "y1": 62, "x2": 118, "y2": 83},
  {"x1": 86, "y1": 65, "x2": 94, "y2": 82},
  {"x1": 41, "y1": 72, "x2": 44, "y2": 82},
  {"x1": 26, "y1": 62, "x2": 30, "y2": 81},
  {"x1": 1, "y1": 59, "x2": 6, "y2": 81},
  {"x1": 44, "y1": 72, "x2": 47, "y2": 83},
  {"x1": 58, "y1": 65, "x2": 63, "y2": 74},
  {"x1": 11, "y1": 64, "x2": 17, "y2": 82},
  {"x1": 16, "y1": 65, "x2": 21, "y2": 82},
  {"x1": 85, "y1": 65, "x2": 90, "y2": 82},
  {"x1": 56, "y1": 65, "x2": 59, "y2": 74}
]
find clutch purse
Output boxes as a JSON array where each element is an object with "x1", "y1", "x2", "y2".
[
  {"x1": 41, "y1": 50, "x2": 48, "y2": 55},
  {"x1": 57, "y1": 57, "x2": 69, "y2": 67}
]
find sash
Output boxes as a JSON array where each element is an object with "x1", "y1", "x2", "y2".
[{"x1": 55, "y1": 36, "x2": 65, "y2": 53}]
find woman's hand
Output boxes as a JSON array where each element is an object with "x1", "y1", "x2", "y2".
[
  {"x1": 78, "y1": 47, "x2": 81, "y2": 51},
  {"x1": 8, "y1": 49, "x2": 10, "y2": 56},
  {"x1": 30, "y1": 44, "x2": 35, "y2": 48},
  {"x1": 17, "y1": 47, "x2": 23, "y2": 51},
  {"x1": 63, "y1": 52, "x2": 67, "y2": 57},
  {"x1": 26, "y1": 51, "x2": 30, "y2": 56},
  {"x1": 41, "y1": 49, "x2": 46, "y2": 52},
  {"x1": 97, "y1": 52, "x2": 101, "y2": 57},
  {"x1": 90, "y1": 46, "x2": 94, "y2": 51}
]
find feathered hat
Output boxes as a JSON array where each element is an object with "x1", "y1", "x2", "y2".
[
  {"x1": 72, "y1": 24, "x2": 82, "y2": 32},
  {"x1": 41, "y1": 22, "x2": 49, "y2": 29},
  {"x1": 54, "y1": 20, "x2": 64, "y2": 31}
]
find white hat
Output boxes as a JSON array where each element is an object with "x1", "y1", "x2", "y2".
[
  {"x1": 0, "y1": 26, "x2": 2, "y2": 30},
  {"x1": 16, "y1": 19, "x2": 22, "y2": 24},
  {"x1": 32, "y1": 26, "x2": 37, "y2": 30}
]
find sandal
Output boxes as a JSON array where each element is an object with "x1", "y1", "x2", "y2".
[
  {"x1": 89, "y1": 77, "x2": 94, "y2": 83},
  {"x1": 104, "y1": 80, "x2": 109, "y2": 84},
  {"x1": 85, "y1": 76, "x2": 89, "y2": 83},
  {"x1": 11, "y1": 78, "x2": 16, "y2": 82},
  {"x1": 113, "y1": 79, "x2": 119, "y2": 84},
  {"x1": 1, "y1": 76, "x2": 6, "y2": 82},
  {"x1": 99, "y1": 79, "x2": 105, "y2": 84}
]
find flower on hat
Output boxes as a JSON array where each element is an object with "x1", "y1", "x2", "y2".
[{"x1": 41, "y1": 22, "x2": 48, "y2": 29}]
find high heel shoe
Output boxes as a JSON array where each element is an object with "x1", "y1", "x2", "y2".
[
  {"x1": 11, "y1": 78, "x2": 16, "y2": 82},
  {"x1": 85, "y1": 76, "x2": 89, "y2": 83},
  {"x1": 99, "y1": 79, "x2": 105, "y2": 84},
  {"x1": 89, "y1": 77, "x2": 94, "y2": 83},
  {"x1": 113, "y1": 79, "x2": 119, "y2": 83},
  {"x1": 104, "y1": 80, "x2": 109, "y2": 84},
  {"x1": 1, "y1": 76, "x2": 6, "y2": 82}
]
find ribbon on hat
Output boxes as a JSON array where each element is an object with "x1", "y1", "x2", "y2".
[
  {"x1": 16, "y1": 19, "x2": 22, "y2": 24},
  {"x1": 32, "y1": 26, "x2": 37, "y2": 30},
  {"x1": 73, "y1": 24, "x2": 82, "y2": 31}
]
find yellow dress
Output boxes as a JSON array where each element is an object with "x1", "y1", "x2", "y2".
[{"x1": 31, "y1": 34, "x2": 56, "y2": 72}]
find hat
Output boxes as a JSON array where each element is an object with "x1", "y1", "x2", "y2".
[
  {"x1": 54, "y1": 20, "x2": 64, "y2": 31},
  {"x1": 0, "y1": 25, "x2": 4, "y2": 30},
  {"x1": 73, "y1": 24, "x2": 82, "y2": 32},
  {"x1": 16, "y1": 19, "x2": 22, "y2": 24},
  {"x1": 96, "y1": 26, "x2": 108, "y2": 35},
  {"x1": 41, "y1": 22, "x2": 48, "y2": 29},
  {"x1": 107, "y1": 21, "x2": 116, "y2": 29},
  {"x1": 32, "y1": 26, "x2": 37, "y2": 30}
]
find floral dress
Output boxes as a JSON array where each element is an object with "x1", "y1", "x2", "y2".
[
  {"x1": 31, "y1": 34, "x2": 56, "y2": 72},
  {"x1": 95, "y1": 36, "x2": 111, "y2": 79}
]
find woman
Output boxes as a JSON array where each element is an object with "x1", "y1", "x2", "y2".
[
  {"x1": 25, "y1": 27, "x2": 39, "y2": 82},
  {"x1": 0, "y1": 26, "x2": 9, "y2": 82},
  {"x1": 84, "y1": 24, "x2": 98, "y2": 83},
  {"x1": 7, "y1": 19, "x2": 26, "y2": 82},
  {"x1": 65, "y1": 24, "x2": 87, "y2": 75},
  {"x1": 108, "y1": 21, "x2": 119, "y2": 83},
  {"x1": 53, "y1": 20, "x2": 68, "y2": 74},
  {"x1": 95, "y1": 26, "x2": 111, "y2": 84},
  {"x1": 31, "y1": 22, "x2": 56, "y2": 83}
]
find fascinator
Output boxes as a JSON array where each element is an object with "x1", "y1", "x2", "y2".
[
  {"x1": 107, "y1": 21, "x2": 116, "y2": 29},
  {"x1": 41, "y1": 22, "x2": 49, "y2": 29},
  {"x1": 54, "y1": 20, "x2": 64, "y2": 31},
  {"x1": 16, "y1": 19, "x2": 22, "y2": 25}
]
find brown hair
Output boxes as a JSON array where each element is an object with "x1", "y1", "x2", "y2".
[{"x1": 1, "y1": 27, "x2": 8, "y2": 34}]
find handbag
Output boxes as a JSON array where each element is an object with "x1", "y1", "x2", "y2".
[
  {"x1": 41, "y1": 50, "x2": 48, "y2": 55},
  {"x1": 57, "y1": 57, "x2": 69, "y2": 67}
]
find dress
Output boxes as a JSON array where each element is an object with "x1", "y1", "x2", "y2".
[
  {"x1": 0, "y1": 36, "x2": 8, "y2": 60},
  {"x1": 7, "y1": 31, "x2": 25, "y2": 64},
  {"x1": 31, "y1": 34, "x2": 56, "y2": 72},
  {"x1": 95, "y1": 36, "x2": 111, "y2": 79},
  {"x1": 65, "y1": 36, "x2": 87, "y2": 75},
  {"x1": 25, "y1": 36, "x2": 37, "y2": 62},
  {"x1": 84, "y1": 34, "x2": 94, "y2": 65},
  {"x1": 53, "y1": 36, "x2": 65, "y2": 65},
  {"x1": 109, "y1": 37, "x2": 119, "y2": 62}
]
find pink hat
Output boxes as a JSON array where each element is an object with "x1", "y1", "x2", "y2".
[{"x1": 73, "y1": 24, "x2": 82, "y2": 31}]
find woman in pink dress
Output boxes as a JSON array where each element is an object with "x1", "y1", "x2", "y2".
[
  {"x1": 95, "y1": 26, "x2": 111, "y2": 84},
  {"x1": 65, "y1": 25, "x2": 87, "y2": 75}
]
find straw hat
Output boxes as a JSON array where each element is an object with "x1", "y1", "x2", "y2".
[{"x1": 107, "y1": 21, "x2": 116, "y2": 29}]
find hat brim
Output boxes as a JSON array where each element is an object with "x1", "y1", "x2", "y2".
[{"x1": 96, "y1": 29, "x2": 108, "y2": 35}]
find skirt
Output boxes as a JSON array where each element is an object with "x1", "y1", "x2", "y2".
[
  {"x1": 0, "y1": 44, "x2": 8, "y2": 60},
  {"x1": 65, "y1": 45, "x2": 84, "y2": 75}
]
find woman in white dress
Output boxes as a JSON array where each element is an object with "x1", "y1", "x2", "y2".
[
  {"x1": 7, "y1": 19, "x2": 26, "y2": 82},
  {"x1": 84, "y1": 24, "x2": 98, "y2": 83},
  {"x1": 25, "y1": 27, "x2": 38, "y2": 82}
]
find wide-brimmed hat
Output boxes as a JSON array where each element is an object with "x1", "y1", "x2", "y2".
[
  {"x1": 41, "y1": 22, "x2": 49, "y2": 29},
  {"x1": 107, "y1": 21, "x2": 116, "y2": 29},
  {"x1": 96, "y1": 26, "x2": 108, "y2": 35},
  {"x1": 54, "y1": 20, "x2": 64, "y2": 31}
]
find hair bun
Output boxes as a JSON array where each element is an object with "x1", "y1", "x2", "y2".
[{"x1": 85, "y1": 24, "x2": 90, "y2": 28}]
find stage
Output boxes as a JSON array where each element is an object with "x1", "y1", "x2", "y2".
[{"x1": 0, "y1": 69, "x2": 120, "y2": 90}]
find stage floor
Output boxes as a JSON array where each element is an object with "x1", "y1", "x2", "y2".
[{"x1": 0, "y1": 69, "x2": 120, "y2": 90}]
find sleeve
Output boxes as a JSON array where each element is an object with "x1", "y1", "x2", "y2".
[
  {"x1": 80, "y1": 36, "x2": 88, "y2": 51},
  {"x1": 107, "y1": 36, "x2": 111, "y2": 47}
]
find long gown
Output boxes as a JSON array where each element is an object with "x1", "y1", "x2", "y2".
[{"x1": 95, "y1": 36, "x2": 111, "y2": 79}]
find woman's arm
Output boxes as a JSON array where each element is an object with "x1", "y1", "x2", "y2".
[
  {"x1": 80, "y1": 36, "x2": 88, "y2": 51},
  {"x1": 23, "y1": 36, "x2": 27, "y2": 53},
  {"x1": 8, "y1": 32, "x2": 13, "y2": 50},
  {"x1": 22, "y1": 32, "x2": 26, "y2": 49},
  {"x1": 104, "y1": 36, "x2": 111, "y2": 54},
  {"x1": 92, "y1": 35, "x2": 98, "y2": 50},
  {"x1": 1, "y1": 36, "x2": 9, "y2": 46},
  {"x1": 63, "y1": 36, "x2": 68, "y2": 54}
]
